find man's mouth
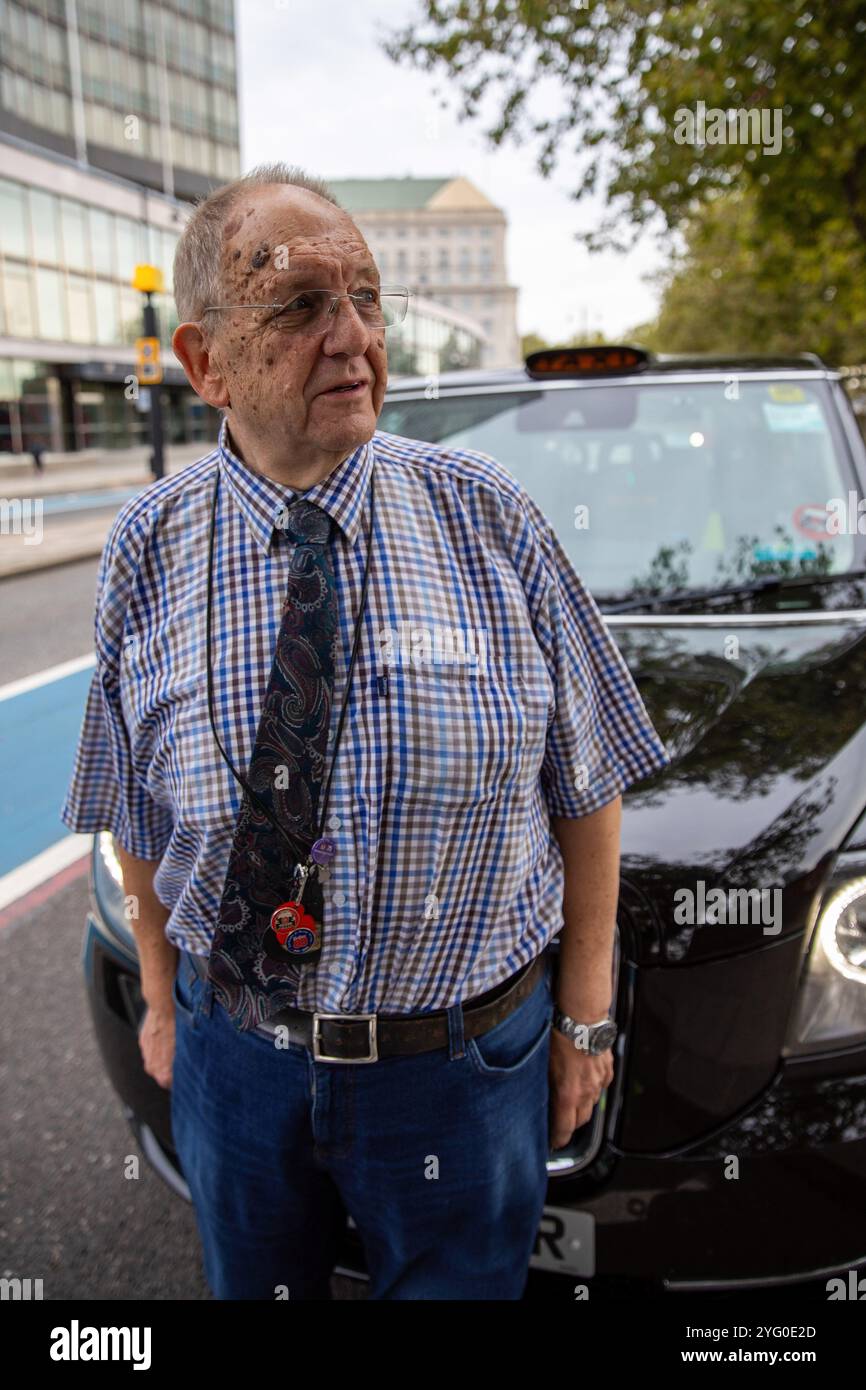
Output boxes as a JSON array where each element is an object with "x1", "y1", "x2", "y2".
[{"x1": 319, "y1": 380, "x2": 368, "y2": 397}]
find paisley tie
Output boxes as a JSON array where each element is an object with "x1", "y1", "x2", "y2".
[{"x1": 206, "y1": 497, "x2": 338, "y2": 1032}]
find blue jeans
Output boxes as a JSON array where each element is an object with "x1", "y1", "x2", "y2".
[{"x1": 170, "y1": 949, "x2": 553, "y2": 1300}]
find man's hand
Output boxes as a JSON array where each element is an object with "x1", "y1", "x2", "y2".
[
  {"x1": 138, "y1": 998, "x2": 176, "y2": 1090},
  {"x1": 114, "y1": 846, "x2": 177, "y2": 1090},
  {"x1": 548, "y1": 1028, "x2": 614, "y2": 1149}
]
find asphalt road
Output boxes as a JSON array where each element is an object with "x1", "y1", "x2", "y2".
[
  {"x1": 0, "y1": 876, "x2": 214, "y2": 1299},
  {"x1": 0, "y1": 555, "x2": 212, "y2": 1296},
  {"x1": 2, "y1": 558, "x2": 98, "y2": 682}
]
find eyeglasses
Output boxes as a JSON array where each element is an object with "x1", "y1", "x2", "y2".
[{"x1": 201, "y1": 285, "x2": 410, "y2": 333}]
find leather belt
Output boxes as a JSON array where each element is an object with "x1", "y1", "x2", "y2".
[{"x1": 186, "y1": 948, "x2": 548, "y2": 1062}]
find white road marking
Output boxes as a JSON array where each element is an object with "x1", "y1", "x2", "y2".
[
  {"x1": 0, "y1": 652, "x2": 96, "y2": 703},
  {"x1": 0, "y1": 833, "x2": 92, "y2": 912}
]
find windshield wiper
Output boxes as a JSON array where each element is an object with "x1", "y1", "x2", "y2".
[{"x1": 605, "y1": 569, "x2": 866, "y2": 614}]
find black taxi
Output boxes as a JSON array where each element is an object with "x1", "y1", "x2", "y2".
[{"x1": 83, "y1": 346, "x2": 866, "y2": 1296}]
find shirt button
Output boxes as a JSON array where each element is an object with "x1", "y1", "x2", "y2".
[
  {"x1": 328, "y1": 814, "x2": 341, "y2": 829},
  {"x1": 327, "y1": 728, "x2": 335, "y2": 744},
  {"x1": 332, "y1": 891, "x2": 346, "y2": 907}
]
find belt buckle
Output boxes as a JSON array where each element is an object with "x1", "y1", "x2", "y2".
[{"x1": 312, "y1": 1012, "x2": 378, "y2": 1063}]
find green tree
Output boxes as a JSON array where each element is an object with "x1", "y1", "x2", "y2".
[
  {"x1": 630, "y1": 188, "x2": 866, "y2": 362},
  {"x1": 382, "y1": 1, "x2": 866, "y2": 257}
]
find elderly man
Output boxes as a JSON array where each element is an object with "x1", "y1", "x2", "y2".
[{"x1": 62, "y1": 163, "x2": 669, "y2": 1301}]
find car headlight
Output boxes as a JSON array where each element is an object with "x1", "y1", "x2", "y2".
[
  {"x1": 785, "y1": 857, "x2": 866, "y2": 1055},
  {"x1": 92, "y1": 831, "x2": 132, "y2": 939}
]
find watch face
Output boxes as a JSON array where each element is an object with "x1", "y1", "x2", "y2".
[{"x1": 590, "y1": 1021, "x2": 617, "y2": 1053}]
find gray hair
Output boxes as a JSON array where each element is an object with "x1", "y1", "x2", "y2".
[{"x1": 173, "y1": 162, "x2": 344, "y2": 323}]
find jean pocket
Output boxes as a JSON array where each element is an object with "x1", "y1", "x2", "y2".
[
  {"x1": 466, "y1": 965, "x2": 553, "y2": 1076},
  {"x1": 172, "y1": 952, "x2": 202, "y2": 1027}
]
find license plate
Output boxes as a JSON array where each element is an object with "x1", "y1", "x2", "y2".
[{"x1": 530, "y1": 1206, "x2": 595, "y2": 1277}]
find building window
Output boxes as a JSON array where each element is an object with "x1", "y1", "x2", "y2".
[
  {"x1": 88, "y1": 205, "x2": 116, "y2": 279},
  {"x1": 3, "y1": 263, "x2": 36, "y2": 337},
  {"x1": 115, "y1": 217, "x2": 144, "y2": 282},
  {"x1": 61, "y1": 200, "x2": 89, "y2": 273},
  {"x1": 67, "y1": 274, "x2": 94, "y2": 343},
  {"x1": 29, "y1": 189, "x2": 61, "y2": 264},
  {"x1": 0, "y1": 181, "x2": 29, "y2": 259},
  {"x1": 92, "y1": 280, "x2": 118, "y2": 345},
  {"x1": 35, "y1": 267, "x2": 66, "y2": 339}
]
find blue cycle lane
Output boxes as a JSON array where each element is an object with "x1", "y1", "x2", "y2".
[
  {"x1": 0, "y1": 660, "x2": 96, "y2": 876},
  {"x1": 0, "y1": 480, "x2": 148, "y2": 881}
]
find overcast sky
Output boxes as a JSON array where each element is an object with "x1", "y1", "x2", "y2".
[{"x1": 235, "y1": 0, "x2": 665, "y2": 345}]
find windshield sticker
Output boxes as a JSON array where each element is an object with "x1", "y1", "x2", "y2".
[
  {"x1": 793, "y1": 502, "x2": 836, "y2": 540},
  {"x1": 762, "y1": 401, "x2": 826, "y2": 432},
  {"x1": 753, "y1": 543, "x2": 817, "y2": 562},
  {"x1": 767, "y1": 384, "x2": 806, "y2": 403}
]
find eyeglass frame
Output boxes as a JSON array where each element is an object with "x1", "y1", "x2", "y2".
[{"x1": 199, "y1": 285, "x2": 411, "y2": 331}]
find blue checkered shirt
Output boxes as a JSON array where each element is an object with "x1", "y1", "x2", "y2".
[{"x1": 61, "y1": 420, "x2": 670, "y2": 1012}]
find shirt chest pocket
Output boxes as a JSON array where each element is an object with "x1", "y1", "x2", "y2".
[{"x1": 386, "y1": 660, "x2": 552, "y2": 807}]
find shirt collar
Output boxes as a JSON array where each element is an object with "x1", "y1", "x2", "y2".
[{"x1": 217, "y1": 416, "x2": 374, "y2": 555}]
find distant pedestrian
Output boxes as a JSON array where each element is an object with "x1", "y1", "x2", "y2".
[{"x1": 31, "y1": 442, "x2": 45, "y2": 473}]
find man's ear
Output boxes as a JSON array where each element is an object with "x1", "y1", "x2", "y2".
[{"x1": 173, "y1": 322, "x2": 231, "y2": 409}]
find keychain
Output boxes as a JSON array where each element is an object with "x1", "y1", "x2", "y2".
[{"x1": 266, "y1": 860, "x2": 325, "y2": 962}]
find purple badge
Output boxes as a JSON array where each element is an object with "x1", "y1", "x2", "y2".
[{"x1": 310, "y1": 836, "x2": 337, "y2": 866}]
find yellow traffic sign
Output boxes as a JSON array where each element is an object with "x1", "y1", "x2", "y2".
[
  {"x1": 135, "y1": 336, "x2": 162, "y2": 385},
  {"x1": 132, "y1": 263, "x2": 165, "y2": 294}
]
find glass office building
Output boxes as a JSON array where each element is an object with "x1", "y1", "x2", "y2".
[
  {"x1": 0, "y1": 2, "x2": 486, "y2": 454},
  {"x1": 0, "y1": 144, "x2": 218, "y2": 452},
  {"x1": 1, "y1": 0, "x2": 239, "y2": 198},
  {"x1": 0, "y1": 0, "x2": 239, "y2": 453}
]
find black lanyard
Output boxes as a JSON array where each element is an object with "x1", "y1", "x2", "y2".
[{"x1": 205, "y1": 456, "x2": 376, "y2": 872}]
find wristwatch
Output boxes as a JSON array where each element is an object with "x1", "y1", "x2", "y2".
[{"x1": 553, "y1": 1008, "x2": 618, "y2": 1055}]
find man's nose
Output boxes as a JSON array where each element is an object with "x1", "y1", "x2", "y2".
[{"x1": 319, "y1": 296, "x2": 372, "y2": 354}]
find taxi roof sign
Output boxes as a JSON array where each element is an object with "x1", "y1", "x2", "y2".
[
  {"x1": 132, "y1": 263, "x2": 165, "y2": 294},
  {"x1": 525, "y1": 345, "x2": 650, "y2": 379}
]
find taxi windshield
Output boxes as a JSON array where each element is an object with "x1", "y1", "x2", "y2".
[{"x1": 379, "y1": 378, "x2": 860, "y2": 602}]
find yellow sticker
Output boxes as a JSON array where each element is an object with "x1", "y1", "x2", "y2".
[
  {"x1": 701, "y1": 510, "x2": 725, "y2": 551},
  {"x1": 767, "y1": 384, "x2": 806, "y2": 402}
]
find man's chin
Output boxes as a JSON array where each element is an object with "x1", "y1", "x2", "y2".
[{"x1": 312, "y1": 412, "x2": 378, "y2": 454}]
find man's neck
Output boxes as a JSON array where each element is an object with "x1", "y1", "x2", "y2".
[{"x1": 225, "y1": 420, "x2": 354, "y2": 491}]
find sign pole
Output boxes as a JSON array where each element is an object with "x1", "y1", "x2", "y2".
[
  {"x1": 142, "y1": 292, "x2": 164, "y2": 480},
  {"x1": 132, "y1": 264, "x2": 166, "y2": 481}
]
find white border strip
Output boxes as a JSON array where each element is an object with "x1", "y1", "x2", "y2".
[
  {"x1": 0, "y1": 833, "x2": 91, "y2": 912},
  {"x1": 0, "y1": 652, "x2": 96, "y2": 703},
  {"x1": 604, "y1": 610, "x2": 866, "y2": 627}
]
